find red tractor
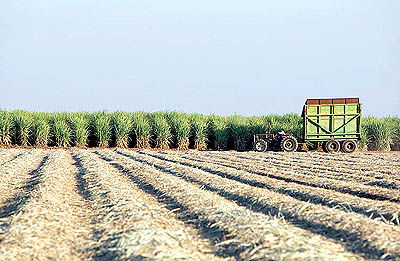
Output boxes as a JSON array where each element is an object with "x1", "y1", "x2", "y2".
[{"x1": 253, "y1": 130, "x2": 298, "y2": 152}]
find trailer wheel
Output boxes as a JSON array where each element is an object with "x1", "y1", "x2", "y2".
[
  {"x1": 341, "y1": 140, "x2": 357, "y2": 153},
  {"x1": 280, "y1": 136, "x2": 298, "y2": 152},
  {"x1": 254, "y1": 140, "x2": 267, "y2": 152},
  {"x1": 324, "y1": 139, "x2": 340, "y2": 153}
]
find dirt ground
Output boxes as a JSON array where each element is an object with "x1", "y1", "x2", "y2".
[{"x1": 0, "y1": 148, "x2": 399, "y2": 260}]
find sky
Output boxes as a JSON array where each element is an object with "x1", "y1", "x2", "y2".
[{"x1": 0, "y1": 1, "x2": 399, "y2": 117}]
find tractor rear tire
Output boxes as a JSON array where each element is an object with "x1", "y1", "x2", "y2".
[
  {"x1": 324, "y1": 139, "x2": 340, "y2": 153},
  {"x1": 280, "y1": 136, "x2": 298, "y2": 152},
  {"x1": 341, "y1": 140, "x2": 357, "y2": 153},
  {"x1": 254, "y1": 140, "x2": 267, "y2": 152}
]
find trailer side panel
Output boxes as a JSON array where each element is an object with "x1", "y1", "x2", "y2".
[{"x1": 303, "y1": 98, "x2": 361, "y2": 142}]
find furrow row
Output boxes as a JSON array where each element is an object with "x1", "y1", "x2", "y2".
[
  {"x1": 118, "y1": 149, "x2": 400, "y2": 259},
  {"x1": 325, "y1": 152, "x2": 400, "y2": 166},
  {"x1": 199, "y1": 151, "x2": 400, "y2": 187},
  {"x1": 191, "y1": 151, "x2": 400, "y2": 190},
  {"x1": 233, "y1": 152, "x2": 400, "y2": 185},
  {"x1": 147, "y1": 150, "x2": 400, "y2": 225},
  {"x1": 0, "y1": 149, "x2": 48, "y2": 208},
  {"x1": 0, "y1": 149, "x2": 24, "y2": 166},
  {"x1": 170, "y1": 151, "x2": 400, "y2": 202},
  {"x1": 287, "y1": 151, "x2": 398, "y2": 170},
  {"x1": 204, "y1": 150, "x2": 400, "y2": 177},
  {"x1": 0, "y1": 150, "x2": 94, "y2": 260},
  {"x1": 253, "y1": 152, "x2": 400, "y2": 177},
  {"x1": 275, "y1": 150, "x2": 400, "y2": 169},
  {"x1": 72, "y1": 150, "x2": 220, "y2": 260},
  {"x1": 97, "y1": 149, "x2": 364, "y2": 260}
]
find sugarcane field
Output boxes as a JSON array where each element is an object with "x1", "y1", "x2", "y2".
[
  {"x1": 0, "y1": 101, "x2": 399, "y2": 260},
  {"x1": 2, "y1": 2, "x2": 400, "y2": 260},
  {"x1": 1, "y1": 100, "x2": 400, "y2": 260},
  {"x1": 1, "y1": 100, "x2": 399, "y2": 261}
]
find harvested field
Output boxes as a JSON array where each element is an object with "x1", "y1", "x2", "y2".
[{"x1": 0, "y1": 148, "x2": 399, "y2": 260}]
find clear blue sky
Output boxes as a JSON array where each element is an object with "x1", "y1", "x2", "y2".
[{"x1": 1, "y1": 1, "x2": 399, "y2": 117}]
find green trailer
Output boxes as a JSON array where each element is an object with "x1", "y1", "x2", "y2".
[{"x1": 302, "y1": 97, "x2": 361, "y2": 152}]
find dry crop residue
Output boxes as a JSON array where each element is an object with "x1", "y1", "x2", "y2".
[
  {"x1": 0, "y1": 148, "x2": 399, "y2": 260},
  {"x1": 0, "y1": 150, "x2": 94, "y2": 260}
]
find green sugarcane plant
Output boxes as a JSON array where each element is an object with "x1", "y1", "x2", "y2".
[
  {"x1": 132, "y1": 112, "x2": 151, "y2": 148},
  {"x1": 167, "y1": 112, "x2": 191, "y2": 150},
  {"x1": 207, "y1": 115, "x2": 229, "y2": 150},
  {"x1": 111, "y1": 111, "x2": 133, "y2": 148},
  {"x1": 382, "y1": 117, "x2": 400, "y2": 150},
  {"x1": 228, "y1": 115, "x2": 250, "y2": 151},
  {"x1": 13, "y1": 110, "x2": 33, "y2": 146},
  {"x1": 362, "y1": 117, "x2": 392, "y2": 151},
  {"x1": 69, "y1": 113, "x2": 90, "y2": 147},
  {"x1": 91, "y1": 112, "x2": 112, "y2": 147},
  {"x1": 0, "y1": 110, "x2": 13, "y2": 145},
  {"x1": 32, "y1": 113, "x2": 51, "y2": 146},
  {"x1": 190, "y1": 113, "x2": 208, "y2": 150},
  {"x1": 148, "y1": 112, "x2": 171, "y2": 149},
  {"x1": 52, "y1": 113, "x2": 71, "y2": 147}
]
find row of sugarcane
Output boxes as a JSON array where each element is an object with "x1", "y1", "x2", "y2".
[{"x1": 0, "y1": 110, "x2": 398, "y2": 151}]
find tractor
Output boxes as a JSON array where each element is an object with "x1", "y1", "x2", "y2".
[
  {"x1": 253, "y1": 98, "x2": 361, "y2": 153},
  {"x1": 253, "y1": 130, "x2": 298, "y2": 152}
]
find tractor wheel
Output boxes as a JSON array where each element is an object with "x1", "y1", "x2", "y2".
[
  {"x1": 324, "y1": 139, "x2": 340, "y2": 153},
  {"x1": 341, "y1": 140, "x2": 357, "y2": 153},
  {"x1": 254, "y1": 140, "x2": 267, "y2": 152},
  {"x1": 280, "y1": 136, "x2": 298, "y2": 152}
]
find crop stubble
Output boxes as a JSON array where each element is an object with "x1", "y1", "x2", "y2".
[
  {"x1": 0, "y1": 149, "x2": 47, "y2": 209},
  {"x1": 72, "y1": 149, "x2": 220, "y2": 260},
  {"x1": 0, "y1": 150, "x2": 94, "y2": 260},
  {"x1": 0, "y1": 148, "x2": 398, "y2": 260},
  {"x1": 115, "y1": 149, "x2": 400, "y2": 259},
  {"x1": 171, "y1": 150, "x2": 400, "y2": 202},
  {"x1": 0, "y1": 149, "x2": 24, "y2": 166},
  {"x1": 145, "y1": 150, "x2": 400, "y2": 225},
  {"x1": 223, "y1": 151, "x2": 400, "y2": 185},
  {"x1": 97, "y1": 149, "x2": 364, "y2": 260}
]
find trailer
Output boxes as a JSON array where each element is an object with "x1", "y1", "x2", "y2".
[
  {"x1": 303, "y1": 97, "x2": 361, "y2": 153},
  {"x1": 253, "y1": 97, "x2": 362, "y2": 153}
]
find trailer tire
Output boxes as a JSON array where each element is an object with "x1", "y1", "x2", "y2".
[
  {"x1": 280, "y1": 136, "x2": 298, "y2": 152},
  {"x1": 324, "y1": 139, "x2": 340, "y2": 153},
  {"x1": 254, "y1": 140, "x2": 267, "y2": 152},
  {"x1": 341, "y1": 140, "x2": 357, "y2": 153}
]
